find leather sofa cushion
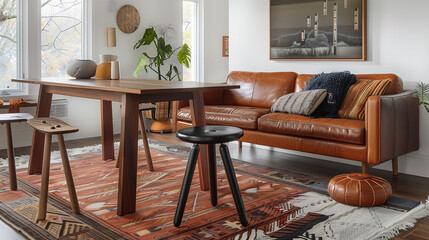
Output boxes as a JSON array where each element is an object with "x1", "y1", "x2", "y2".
[
  {"x1": 177, "y1": 105, "x2": 270, "y2": 130},
  {"x1": 295, "y1": 74, "x2": 403, "y2": 95},
  {"x1": 224, "y1": 71, "x2": 298, "y2": 108},
  {"x1": 258, "y1": 113, "x2": 365, "y2": 145}
]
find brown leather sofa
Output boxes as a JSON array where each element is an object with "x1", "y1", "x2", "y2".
[{"x1": 173, "y1": 71, "x2": 419, "y2": 174}]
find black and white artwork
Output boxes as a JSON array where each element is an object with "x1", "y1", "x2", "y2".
[{"x1": 270, "y1": 0, "x2": 366, "y2": 60}]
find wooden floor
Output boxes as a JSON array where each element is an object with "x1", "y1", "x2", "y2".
[{"x1": 0, "y1": 132, "x2": 428, "y2": 240}]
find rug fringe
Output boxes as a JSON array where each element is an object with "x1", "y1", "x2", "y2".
[{"x1": 368, "y1": 195, "x2": 429, "y2": 240}]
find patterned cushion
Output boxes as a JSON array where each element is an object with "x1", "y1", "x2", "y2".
[
  {"x1": 271, "y1": 90, "x2": 327, "y2": 116},
  {"x1": 339, "y1": 78, "x2": 392, "y2": 120}
]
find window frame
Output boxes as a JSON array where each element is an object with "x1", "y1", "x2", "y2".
[
  {"x1": 0, "y1": 0, "x2": 90, "y2": 99},
  {"x1": 183, "y1": 0, "x2": 204, "y2": 83}
]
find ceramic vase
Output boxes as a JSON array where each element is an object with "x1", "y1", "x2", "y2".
[
  {"x1": 67, "y1": 59, "x2": 97, "y2": 79},
  {"x1": 95, "y1": 63, "x2": 112, "y2": 79},
  {"x1": 111, "y1": 61, "x2": 120, "y2": 80}
]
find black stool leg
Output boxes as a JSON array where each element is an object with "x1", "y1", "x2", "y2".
[
  {"x1": 219, "y1": 143, "x2": 248, "y2": 226},
  {"x1": 208, "y1": 144, "x2": 217, "y2": 206},
  {"x1": 174, "y1": 144, "x2": 200, "y2": 227}
]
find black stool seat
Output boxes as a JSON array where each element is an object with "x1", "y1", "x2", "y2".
[{"x1": 176, "y1": 126, "x2": 243, "y2": 144}]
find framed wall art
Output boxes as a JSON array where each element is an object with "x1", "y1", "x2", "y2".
[
  {"x1": 223, "y1": 36, "x2": 229, "y2": 57},
  {"x1": 270, "y1": 0, "x2": 366, "y2": 60}
]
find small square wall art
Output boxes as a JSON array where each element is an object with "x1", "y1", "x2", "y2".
[{"x1": 270, "y1": 0, "x2": 366, "y2": 60}]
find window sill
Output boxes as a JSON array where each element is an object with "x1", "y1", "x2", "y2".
[{"x1": 0, "y1": 100, "x2": 38, "y2": 109}]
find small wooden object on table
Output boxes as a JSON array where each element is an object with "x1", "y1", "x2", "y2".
[
  {"x1": 0, "y1": 113, "x2": 33, "y2": 190},
  {"x1": 328, "y1": 173, "x2": 392, "y2": 207},
  {"x1": 27, "y1": 117, "x2": 80, "y2": 221}
]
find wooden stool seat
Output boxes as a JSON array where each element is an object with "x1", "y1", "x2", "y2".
[
  {"x1": 28, "y1": 117, "x2": 80, "y2": 221},
  {"x1": 174, "y1": 126, "x2": 248, "y2": 227},
  {"x1": 139, "y1": 103, "x2": 156, "y2": 111},
  {"x1": 0, "y1": 113, "x2": 33, "y2": 124},
  {"x1": 27, "y1": 118, "x2": 79, "y2": 134},
  {"x1": 1, "y1": 113, "x2": 33, "y2": 191}
]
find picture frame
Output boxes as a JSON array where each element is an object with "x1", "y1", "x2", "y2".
[
  {"x1": 270, "y1": 0, "x2": 367, "y2": 61},
  {"x1": 223, "y1": 36, "x2": 229, "y2": 57}
]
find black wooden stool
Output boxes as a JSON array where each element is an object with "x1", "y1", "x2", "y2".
[
  {"x1": 0, "y1": 113, "x2": 33, "y2": 190},
  {"x1": 174, "y1": 125, "x2": 248, "y2": 227},
  {"x1": 27, "y1": 118, "x2": 80, "y2": 221}
]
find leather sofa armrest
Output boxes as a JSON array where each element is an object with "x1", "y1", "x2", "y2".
[
  {"x1": 172, "y1": 89, "x2": 225, "y2": 132},
  {"x1": 365, "y1": 90, "x2": 419, "y2": 165}
]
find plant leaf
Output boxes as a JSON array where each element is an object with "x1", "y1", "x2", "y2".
[
  {"x1": 134, "y1": 27, "x2": 157, "y2": 49},
  {"x1": 178, "y1": 44, "x2": 191, "y2": 68},
  {"x1": 134, "y1": 54, "x2": 150, "y2": 77},
  {"x1": 173, "y1": 66, "x2": 181, "y2": 81},
  {"x1": 166, "y1": 65, "x2": 173, "y2": 79}
]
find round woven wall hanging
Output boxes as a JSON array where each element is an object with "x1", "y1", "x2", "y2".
[{"x1": 116, "y1": 5, "x2": 140, "y2": 34}]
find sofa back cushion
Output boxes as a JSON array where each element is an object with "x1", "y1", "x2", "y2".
[
  {"x1": 224, "y1": 71, "x2": 298, "y2": 108},
  {"x1": 295, "y1": 74, "x2": 403, "y2": 94}
]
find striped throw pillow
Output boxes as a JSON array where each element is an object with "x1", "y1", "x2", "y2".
[
  {"x1": 271, "y1": 89, "x2": 327, "y2": 116},
  {"x1": 338, "y1": 78, "x2": 392, "y2": 120}
]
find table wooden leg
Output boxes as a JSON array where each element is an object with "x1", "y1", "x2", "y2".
[
  {"x1": 189, "y1": 91, "x2": 210, "y2": 191},
  {"x1": 29, "y1": 85, "x2": 52, "y2": 175},
  {"x1": 117, "y1": 93, "x2": 139, "y2": 216},
  {"x1": 5, "y1": 123, "x2": 17, "y2": 190},
  {"x1": 100, "y1": 100, "x2": 114, "y2": 161}
]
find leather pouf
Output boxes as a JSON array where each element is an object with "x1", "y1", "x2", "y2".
[{"x1": 328, "y1": 173, "x2": 392, "y2": 207}]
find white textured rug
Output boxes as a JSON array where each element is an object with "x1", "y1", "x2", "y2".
[{"x1": 291, "y1": 192, "x2": 429, "y2": 240}]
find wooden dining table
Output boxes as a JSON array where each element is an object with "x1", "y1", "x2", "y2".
[{"x1": 12, "y1": 78, "x2": 239, "y2": 216}]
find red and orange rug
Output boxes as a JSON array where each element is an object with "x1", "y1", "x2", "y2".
[{"x1": 0, "y1": 140, "x2": 427, "y2": 240}]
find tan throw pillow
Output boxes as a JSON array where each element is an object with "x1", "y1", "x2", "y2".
[
  {"x1": 339, "y1": 78, "x2": 392, "y2": 120},
  {"x1": 271, "y1": 89, "x2": 327, "y2": 116}
]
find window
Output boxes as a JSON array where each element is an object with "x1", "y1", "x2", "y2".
[
  {"x1": 183, "y1": 0, "x2": 199, "y2": 82},
  {"x1": 41, "y1": 0, "x2": 83, "y2": 78},
  {"x1": 0, "y1": 0, "x2": 20, "y2": 93},
  {"x1": 0, "y1": 0, "x2": 87, "y2": 97}
]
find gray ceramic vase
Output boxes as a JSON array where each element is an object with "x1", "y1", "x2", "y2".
[{"x1": 67, "y1": 59, "x2": 97, "y2": 79}]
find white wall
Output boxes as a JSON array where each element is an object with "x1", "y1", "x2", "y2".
[
  {"x1": 204, "y1": 0, "x2": 229, "y2": 83},
  {"x1": 229, "y1": 0, "x2": 429, "y2": 177}
]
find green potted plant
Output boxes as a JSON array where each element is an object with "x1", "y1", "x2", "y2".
[
  {"x1": 134, "y1": 26, "x2": 191, "y2": 133},
  {"x1": 416, "y1": 82, "x2": 429, "y2": 114}
]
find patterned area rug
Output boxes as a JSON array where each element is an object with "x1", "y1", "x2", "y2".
[{"x1": 0, "y1": 140, "x2": 428, "y2": 240}]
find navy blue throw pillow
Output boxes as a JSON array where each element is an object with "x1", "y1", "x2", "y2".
[{"x1": 304, "y1": 71, "x2": 356, "y2": 118}]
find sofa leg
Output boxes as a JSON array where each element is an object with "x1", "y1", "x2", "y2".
[
  {"x1": 392, "y1": 157, "x2": 399, "y2": 176},
  {"x1": 362, "y1": 163, "x2": 370, "y2": 174},
  {"x1": 238, "y1": 141, "x2": 242, "y2": 149}
]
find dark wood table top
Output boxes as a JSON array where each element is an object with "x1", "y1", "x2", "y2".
[{"x1": 12, "y1": 78, "x2": 239, "y2": 94}]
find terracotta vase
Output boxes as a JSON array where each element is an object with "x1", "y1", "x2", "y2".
[{"x1": 95, "y1": 63, "x2": 111, "y2": 79}]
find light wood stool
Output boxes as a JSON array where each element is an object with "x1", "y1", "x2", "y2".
[
  {"x1": 115, "y1": 104, "x2": 156, "y2": 171},
  {"x1": 0, "y1": 113, "x2": 33, "y2": 190},
  {"x1": 27, "y1": 117, "x2": 80, "y2": 221}
]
